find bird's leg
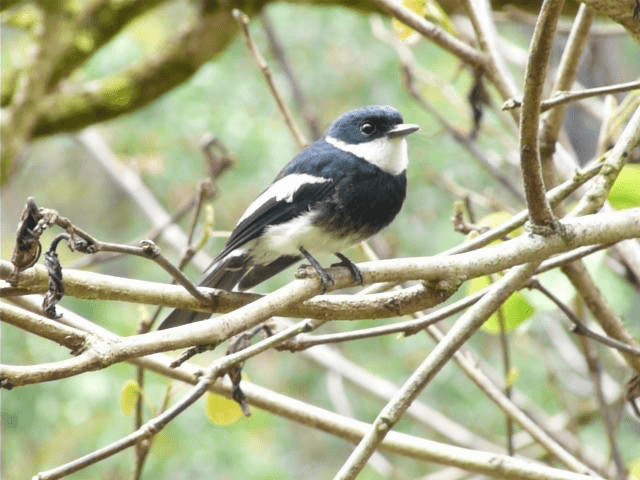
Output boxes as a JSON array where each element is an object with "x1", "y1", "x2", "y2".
[
  {"x1": 298, "y1": 246, "x2": 333, "y2": 293},
  {"x1": 332, "y1": 252, "x2": 364, "y2": 286}
]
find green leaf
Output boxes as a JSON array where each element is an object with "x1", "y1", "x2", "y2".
[
  {"x1": 468, "y1": 275, "x2": 536, "y2": 333},
  {"x1": 120, "y1": 379, "x2": 141, "y2": 417},
  {"x1": 609, "y1": 164, "x2": 640, "y2": 210},
  {"x1": 205, "y1": 392, "x2": 243, "y2": 426},
  {"x1": 464, "y1": 211, "x2": 535, "y2": 333}
]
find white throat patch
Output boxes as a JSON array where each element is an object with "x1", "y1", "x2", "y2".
[{"x1": 326, "y1": 135, "x2": 408, "y2": 176}]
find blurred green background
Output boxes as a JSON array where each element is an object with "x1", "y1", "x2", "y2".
[{"x1": 2, "y1": 1, "x2": 640, "y2": 479}]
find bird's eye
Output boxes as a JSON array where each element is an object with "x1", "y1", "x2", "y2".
[{"x1": 360, "y1": 122, "x2": 376, "y2": 136}]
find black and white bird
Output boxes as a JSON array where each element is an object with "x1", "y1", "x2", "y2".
[{"x1": 159, "y1": 105, "x2": 419, "y2": 329}]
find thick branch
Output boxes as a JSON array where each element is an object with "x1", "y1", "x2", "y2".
[
  {"x1": 2, "y1": 209, "x2": 639, "y2": 321},
  {"x1": 0, "y1": 261, "x2": 454, "y2": 321},
  {"x1": 518, "y1": 0, "x2": 566, "y2": 228},
  {"x1": 0, "y1": 0, "x2": 167, "y2": 107},
  {"x1": 31, "y1": 8, "x2": 239, "y2": 137}
]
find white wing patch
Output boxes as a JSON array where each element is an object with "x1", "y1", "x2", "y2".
[
  {"x1": 326, "y1": 135, "x2": 408, "y2": 176},
  {"x1": 237, "y1": 173, "x2": 331, "y2": 224}
]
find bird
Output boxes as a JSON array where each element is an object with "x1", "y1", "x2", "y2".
[{"x1": 158, "y1": 105, "x2": 419, "y2": 329}]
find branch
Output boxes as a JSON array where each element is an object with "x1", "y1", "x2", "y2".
[
  {"x1": 4, "y1": 209, "x2": 640, "y2": 386},
  {"x1": 1, "y1": 4, "x2": 73, "y2": 179},
  {"x1": 518, "y1": 0, "x2": 566, "y2": 229},
  {"x1": 530, "y1": 280, "x2": 640, "y2": 357},
  {"x1": 572, "y1": 103, "x2": 640, "y2": 215},
  {"x1": 260, "y1": 9, "x2": 322, "y2": 139},
  {"x1": 369, "y1": 0, "x2": 486, "y2": 70},
  {"x1": 0, "y1": 261, "x2": 454, "y2": 321},
  {"x1": 233, "y1": 9, "x2": 309, "y2": 148},
  {"x1": 280, "y1": 289, "x2": 485, "y2": 351},
  {"x1": 0, "y1": 0, "x2": 167, "y2": 107},
  {"x1": 33, "y1": 319, "x2": 313, "y2": 480},
  {"x1": 7, "y1": 296, "x2": 601, "y2": 480},
  {"x1": 503, "y1": 79, "x2": 640, "y2": 113},
  {"x1": 334, "y1": 263, "x2": 548, "y2": 479},
  {"x1": 3, "y1": 208, "x2": 639, "y2": 321},
  {"x1": 30, "y1": 7, "x2": 239, "y2": 137},
  {"x1": 539, "y1": 4, "x2": 595, "y2": 190}
]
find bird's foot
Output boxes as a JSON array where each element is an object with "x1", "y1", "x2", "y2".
[
  {"x1": 332, "y1": 252, "x2": 364, "y2": 286},
  {"x1": 298, "y1": 246, "x2": 334, "y2": 293}
]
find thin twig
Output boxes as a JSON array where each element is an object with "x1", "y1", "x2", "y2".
[
  {"x1": 537, "y1": 244, "x2": 612, "y2": 273},
  {"x1": 444, "y1": 161, "x2": 602, "y2": 255},
  {"x1": 371, "y1": 19, "x2": 524, "y2": 201},
  {"x1": 280, "y1": 290, "x2": 485, "y2": 351},
  {"x1": 572, "y1": 104, "x2": 640, "y2": 216},
  {"x1": 463, "y1": 0, "x2": 520, "y2": 119},
  {"x1": 232, "y1": 9, "x2": 308, "y2": 148},
  {"x1": 402, "y1": 63, "x2": 524, "y2": 201},
  {"x1": 539, "y1": 3, "x2": 595, "y2": 191},
  {"x1": 259, "y1": 10, "x2": 321, "y2": 139},
  {"x1": 504, "y1": 79, "x2": 640, "y2": 113},
  {"x1": 576, "y1": 333, "x2": 627, "y2": 480},
  {"x1": 529, "y1": 280, "x2": 640, "y2": 357},
  {"x1": 76, "y1": 129, "x2": 213, "y2": 270},
  {"x1": 68, "y1": 194, "x2": 200, "y2": 270},
  {"x1": 495, "y1": 293, "x2": 514, "y2": 456},
  {"x1": 133, "y1": 178, "x2": 213, "y2": 477}
]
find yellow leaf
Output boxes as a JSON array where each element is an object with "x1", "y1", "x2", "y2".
[
  {"x1": 392, "y1": 0, "x2": 426, "y2": 42},
  {"x1": 629, "y1": 458, "x2": 640, "y2": 480},
  {"x1": 465, "y1": 211, "x2": 524, "y2": 247},
  {"x1": 392, "y1": 0, "x2": 456, "y2": 43},
  {"x1": 205, "y1": 392, "x2": 244, "y2": 426},
  {"x1": 120, "y1": 380, "x2": 141, "y2": 417},
  {"x1": 506, "y1": 367, "x2": 520, "y2": 388},
  {"x1": 477, "y1": 211, "x2": 512, "y2": 229}
]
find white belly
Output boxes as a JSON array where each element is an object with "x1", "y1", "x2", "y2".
[{"x1": 250, "y1": 212, "x2": 358, "y2": 264}]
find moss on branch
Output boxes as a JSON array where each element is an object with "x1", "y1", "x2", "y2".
[
  {"x1": 32, "y1": 8, "x2": 239, "y2": 136},
  {"x1": 7, "y1": 0, "x2": 640, "y2": 140}
]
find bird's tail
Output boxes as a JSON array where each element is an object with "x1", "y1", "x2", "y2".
[{"x1": 157, "y1": 251, "x2": 251, "y2": 330}]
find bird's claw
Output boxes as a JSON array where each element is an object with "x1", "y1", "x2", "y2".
[{"x1": 331, "y1": 252, "x2": 364, "y2": 286}]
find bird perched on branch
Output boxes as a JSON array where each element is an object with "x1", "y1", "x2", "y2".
[{"x1": 159, "y1": 105, "x2": 419, "y2": 329}]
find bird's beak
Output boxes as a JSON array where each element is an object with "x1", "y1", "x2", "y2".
[{"x1": 387, "y1": 123, "x2": 420, "y2": 138}]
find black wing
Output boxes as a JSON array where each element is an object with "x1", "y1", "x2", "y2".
[{"x1": 214, "y1": 176, "x2": 336, "y2": 261}]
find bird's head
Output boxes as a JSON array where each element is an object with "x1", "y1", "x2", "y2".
[
  {"x1": 327, "y1": 105, "x2": 419, "y2": 144},
  {"x1": 325, "y1": 106, "x2": 419, "y2": 175}
]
